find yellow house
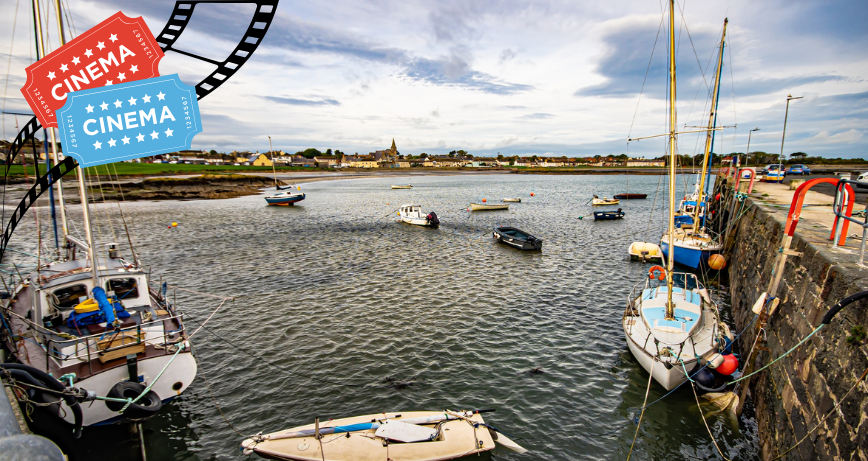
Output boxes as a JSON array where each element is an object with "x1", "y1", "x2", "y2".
[{"x1": 248, "y1": 153, "x2": 273, "y2": 166}]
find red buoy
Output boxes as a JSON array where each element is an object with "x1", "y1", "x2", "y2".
[{"x1": 716, "y1": 354, "x2": 739, "y2": 376}]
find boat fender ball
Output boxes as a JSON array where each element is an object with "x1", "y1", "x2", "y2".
[
  {"x1": 707, "y1": 353, "x2": 725, "y2": 369},
  {"x1": 694, "y1": 367, "x2": 716, "y2": 389},
  {"x1": 708, "y1": 254, "x2": 727, "y2": 270},
  {"x1": 482, "y1": 198, "x2": 487, "y2": 202},
  {"x1": 172, "y1": 222, "x2": 178, "y2": 227},
  {"x1": 530, "y1": 192, "x2": 535, "y2": 196},
  {"x1": 716, "y1": 354, "x2": 739, "y2": 376}
]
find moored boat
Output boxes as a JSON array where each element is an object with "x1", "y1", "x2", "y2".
[
  {"x1": 493, "y1": 226, "x2": 542, "y2": 250},
  {"x1": 265, "y1": 189, "x2": 306, "y2": 206},
  {"x1": 593, "y1": 209, "x2": 625, "y2": 220},
  {"x1": 399, "y1": 204, "x2": 439, "y2": 228},
  {"x1": 503, "y1": 197, "x2": 521, "y2": 203},
  {"x1": 470, "y1": 203, "x2": 509, "y2": 211},
  {"x1": 613, "y1": 193, "x2": 647, "y2": 199},
  {"x1": 240, "y1": 409, "x2": 527, "y2": 461},
  {"x1": 628, "y1": 241, "x2": 664, "y2": 262},
  {"x1": 391, "y1": 184, "x2": 413, "y2": 189},
  {"x1": 591, "y1": 195, "x2": 619, "y2": 206}
]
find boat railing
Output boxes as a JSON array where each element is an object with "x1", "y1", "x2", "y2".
[
  {"x1": 626, "y1": 272, "x2": 706, "y2": 314},
  {"x1": 45, "y1": 313, "x2": 189, "y2": 369}
]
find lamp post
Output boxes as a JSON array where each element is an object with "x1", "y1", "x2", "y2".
[
  {"x1": 780, "y1": 95, "x2": 803, "y2": 165},
  {"x1": 746, "y1": 127, "x2": 760, "y2": 164}
]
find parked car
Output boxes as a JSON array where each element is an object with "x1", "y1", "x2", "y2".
[
  {"x1": 759, "y1": 164, "x2": 786, "y2": 177},
  {"x1": 787, "y1": 164, "x2": 810, "y2": 175},
  {"x1": 741, "y1": 167, "x2": 756, "y2": 179}
]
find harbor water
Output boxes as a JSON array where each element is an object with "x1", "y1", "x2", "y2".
[{"x1": 6, "y1": 174, "x2": 759, "y2": 460}]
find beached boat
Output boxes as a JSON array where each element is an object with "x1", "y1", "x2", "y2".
[
  {"x1": 240, "y1": 409, "x2": 527, "y2": 461},
  {"x1": 399, "y1": 204, "x2": 439, "y2": 228},
  {"x1": 503, "y1": 198, "x2": 522, "y2": 203},
  {"x1": 470, "y1": 203, "x2": 509, "y2": 211},
  {"x1": 493, "y1": 226, "x2": 542, "y2": 250},
  {"x1": 265, "y1": 189, "x2": 306, "y2": 206},
  {"x1": 591, "y1": 196, "x2": 619, "y2": 206},
  {"x1": 614, "y1": 193, "x2": 647, "y2": 199},
  {"x1": 593, "y1": 210, "x2": 625, "y2": 220},
  {"x1": 623, "y1": 5, "x2": 727, "y2": 391},
  {"x1": 391, "y1": 184, "x2": 413, "y2": 189},
  {"x1": 628, "y1": 242, "x2": 664, "y2": 262}
]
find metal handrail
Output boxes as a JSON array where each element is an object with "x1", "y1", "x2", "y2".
[
  {"x1": 48, "y1": 313, "x2": 187, "y2": 361},
  {"x1": 832, "y1": 179, "x2": 868, "y2": 265}
]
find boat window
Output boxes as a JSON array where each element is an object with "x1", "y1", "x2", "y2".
[
  {"x1": 53, "y1": 284, "x2": 88, "y2": 309},
  {"x1": 107, "y1": 278, "x2": 139, "y2": 300}
]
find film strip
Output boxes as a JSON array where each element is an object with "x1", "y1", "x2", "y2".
[
  {"x1": 0, "y1": 156, "x2": 77, "y2": 263},
  {"x1": 4, "y1": 116, "x2": 43, "y2": 176},
  {"x1": 155, "y1": 0, "x2": 279, "y2": 100},
  {"x1": 1, "y1": 0, "x2": 279, "y2": 262}
]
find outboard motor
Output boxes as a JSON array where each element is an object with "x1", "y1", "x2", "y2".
[{"x1": 426, "y1": 212, "x2": 440, "y2": 228}]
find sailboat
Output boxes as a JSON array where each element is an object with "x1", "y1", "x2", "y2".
[
  {"x1": 264, "y1": 136, "x2": 305, "y2": 205},
  {"x1": 623, "y1": 5, "x2": 727, "y2": 391},
  {"x1": 659, "y1": 19, "x2": 727, "y2": 269},
  {"x1": 0, "y1": 0, "x2": 196, "y2": 435}
]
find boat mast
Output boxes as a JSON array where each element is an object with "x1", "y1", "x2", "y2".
[
  {"x1": 693, "y1": 18, "x2": 728, "y2": 234},
  {"x1": 49, "y1": 0, "x2": 70, "y2": 243},
  {"x1": 665, "y1": 0, "x2": 676, "y2": 318},
  {"x1": 47, "y1": 0, "x2": 100, "y2": 288},
  {"x1": 268, "y1": 136, "x2": 277, "y2": 189}
]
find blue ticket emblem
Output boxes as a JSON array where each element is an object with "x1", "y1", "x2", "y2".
[{"x1": 57, "y1": 74, "x2": 202, "y2": 167}]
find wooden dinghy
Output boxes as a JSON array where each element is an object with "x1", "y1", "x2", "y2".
[
  {"x1": 470, "y1": 202, "x2": 509, "y2": 211},
  {"x1": 391, "y1": 184, "x2": 413, "y2": 189},
  {"x1": 502, "y1": 197, "x2": 521, "y2": 203},
  {"x1": 628, "y1": 241, "x2": 664, "y2": 262},
  {"x1": 241, "y1": 410, "x2": 527, "y2": 461},
  {"x1": 493, "y1": 226, "x2": 542, "y2": 250}
]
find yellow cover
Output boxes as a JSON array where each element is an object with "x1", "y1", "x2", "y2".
[{"x1": 73, "y1": 298, "x2": 99, "y2": 313}]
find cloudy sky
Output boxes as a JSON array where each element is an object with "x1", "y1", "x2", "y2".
[{"x1": 1, "y1": 0, "x2": 867, "y2": 158}]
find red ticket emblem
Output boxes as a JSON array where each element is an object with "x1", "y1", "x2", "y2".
[{"x1": 20, "y1": 11, "x2": 164, "y2": 129}]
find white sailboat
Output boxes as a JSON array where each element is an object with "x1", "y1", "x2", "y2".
[
  {"x1": 1, "y1": 0, "x2": 196, "y2": 436},
  {"x1": 659, "y1": 19, "x2": 728, "y2": 270},
  {"x1": 623, "y1": 4, "x2": 727, "y2": 391}
]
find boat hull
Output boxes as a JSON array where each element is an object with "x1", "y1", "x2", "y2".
[
  {"x1": 266, "y1": 193, "x2": 306, "y2": 206},
  {"x1": 593, "y1": 211, "x2": 624, "y2": 220},
  {"x1": 470, "y1": 203, "x2": 508, "y2": 211},
  {"x1": 660, "y1": 239, "x2": 719, "y2": 269},
  {"x1": 391, "y1": 185, "x2": 413, "y2": 189},
  {"x1": 493, "y1": 227, "x2": 542, "y2": 250},
  {"x1": 400, "y1": 217, "x2": 438, "y2": 228},
  {"x1": 592, "y1": 199, "x2": 619, "y2": 206},
  {"x1": 614, "y1": 193, "x2": 647, "y2": 199},
  {"x1": 242, "y1": 411, "x2": 495, "y2": 461},
  {"x1": 628, "y1": 242, "x2": 664, "y2": 263}
]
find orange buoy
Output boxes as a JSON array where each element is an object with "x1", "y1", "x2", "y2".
[
  {"x1": 716, "y1": 354, "x2": 739, "y2": 376},
  {"x1": 482, "y1": 198, "x2": 487, "y2": 202},
  {"x1": 708, "y1": 254, "x2": 727, "y2": 270},
  {"x1": 530, "y1": 192, "x2": 535, "y2": 197},
  {"x1": 172, "y1": 222, "x2": 178, "y2": 227}
]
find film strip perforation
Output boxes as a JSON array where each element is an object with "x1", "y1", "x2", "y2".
[{"x1": 5, "y1": 117, "x2": 43, "y2": 176}]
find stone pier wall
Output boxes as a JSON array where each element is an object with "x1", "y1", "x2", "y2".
[{"x1": 724, "y1": 189, "x2": 868, "y2": 460}]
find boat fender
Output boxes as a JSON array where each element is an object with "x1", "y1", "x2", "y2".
[
  {"x1": 0, "y1": 363, "x2": 83, "y2": 438},
  {"x1": 105, "y1": 381, "x2": 163, "y2": 420},
  {"x1": 706, "y1": 353, "x2": 725, "y2": 369},
  {"x1": 648, "y1": 265, "x2": 666, "y2": 281}
]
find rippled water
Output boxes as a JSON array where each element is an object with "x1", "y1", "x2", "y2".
[{"x1": 7, "y1": 174, "x2": 759, "y2": 460}]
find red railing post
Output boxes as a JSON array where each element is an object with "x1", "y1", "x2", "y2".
[{"x1": 784, "y1": 178, "x2": 855, "y2": 246}]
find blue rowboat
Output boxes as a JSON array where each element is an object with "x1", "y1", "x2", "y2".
[
  {"x1": 593, "y1": 210, "x2": 625, "y2": 220},
  {"x1": 265, "y1": 190, "x2": 305, "y2": 206}
]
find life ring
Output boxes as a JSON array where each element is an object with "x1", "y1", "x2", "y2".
[
  {"x1": 105, "y1": 381, "x2": 163, "y2": 421},
  {"x1": 649, "y1": 265, "x2": 666, "y2": 281}
]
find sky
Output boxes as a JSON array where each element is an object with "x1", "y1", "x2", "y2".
[{"x1": 1, "y1": 0, "x2": 867, "y2": 159}]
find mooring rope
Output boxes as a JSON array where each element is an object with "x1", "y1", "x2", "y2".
[
  {"x1": 626, "y1": 359, "x2": 655, "y2": 461},
  {"x1": 690, "y1": 370, "x2": 731, "y2": 461}
]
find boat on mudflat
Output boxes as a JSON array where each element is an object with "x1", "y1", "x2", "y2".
[
  {"x1": 493, "y1": 226, "x2": 542, "y2": 250},
  {"x1": 614, "y1": 193, "x2": 647, "y2": 199},
  {"x1": 241, "y1": 409, "x2": 527, "y2": 461},
  {"x1": 391, "y1": 184, "x2": 413, "y2": 189},
  {"x1": 503, "y1": 197, "x2": 522, "y2": 203},
  {"x1": 399, "y1": 204, "x2": 439, "y2": 228},
  {"x1": 470, "y1": 203, "x2": 509, "y2": 211},
  {"x1": 593, "y1": 210, "x2": 625, "y2": 220}
]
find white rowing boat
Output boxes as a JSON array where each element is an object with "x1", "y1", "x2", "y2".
[{"x1": 470, "y1": 203, "x2": 509, "y2": 211}]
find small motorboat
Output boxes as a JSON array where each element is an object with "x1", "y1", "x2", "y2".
[
  {"x1": 399, "y1": 204, "x2": 439, "y2": 228},
  {"x1": 470, "y1": 202, "x2": 509, "y2": 211},
  {"x1": 628, "y1": 241, "x2": 664, "y2": 262},
  {"x1": 265, "y1": 188, "x2": 306, "y2": 206},
  {"x1": 240, "y1": 409, "x2": 527, "y2": 461},
  {"x1": 591, "y1": 195, "x2": 619, "y2": 206},
  {"x1": 503, "y1": 197, "x2": 522, "y2": 203},
  {"x1": 391, "y1": 184, "x2": 413, "y2": 189},
  {"x1": 493, "y1": 226, "x2": 542, "y2": 250},
  {"x1": 613, "y1": 193, "x2": 647, "y2": 199},
  {"x1": 593, "y1": 209, "x2": 625, "y2": 220}
]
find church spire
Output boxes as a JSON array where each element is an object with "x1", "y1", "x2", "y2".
[{"x1": 390, "y1": 138, "x2": 397, "y2": 154}]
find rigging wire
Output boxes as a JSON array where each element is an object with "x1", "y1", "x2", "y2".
[
  {"x1": 626, "y1": 12, "x2": 665, "y2": 141},
  {"x1": 2, "y1": 0, "x2": 21, "y2": 141}
]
